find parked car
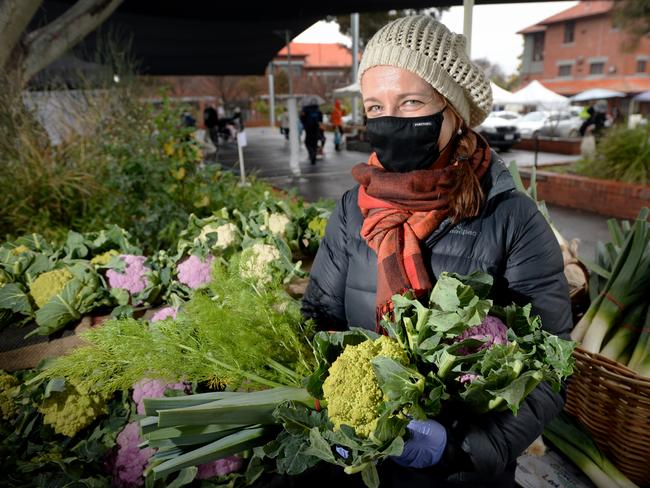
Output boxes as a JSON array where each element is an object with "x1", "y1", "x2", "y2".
[
  {"x1": 516, "y1": 110, "x2": 582, "y2": 139},
  {"x1": 477, "y1": 112, "x2": 521, "y2": 151}
]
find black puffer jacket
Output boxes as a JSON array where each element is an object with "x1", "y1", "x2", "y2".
[{"x1": 301, "y1": 152, "x2": 572, "y2": 487}]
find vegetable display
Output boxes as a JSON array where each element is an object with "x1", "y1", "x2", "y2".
[
  {"x1": 141, "y1": 273, "x2": 572, "y2": 486},
  {"x1": 571, "y1": 208, "x2": 650, "y2": 377}
]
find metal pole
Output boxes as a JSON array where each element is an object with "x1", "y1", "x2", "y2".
[
  {"x1": 268, "y1": 62, "x2": 275, "y2": 129},
  {"x1": 285, "y1": 30, "x2": 294, "y2": 96},
  {"x1": 463, "y1": 0, "x2": 474, "y2": 57},
  {"x1": 285, "y1": 30, "x2": 301, "y2": 177},
  {"x1": 351, "y1": 12, "x2": 360, "y2": 125},
  {"x1": 288, "y1": 96, "x2": 300, "y2": 176}
]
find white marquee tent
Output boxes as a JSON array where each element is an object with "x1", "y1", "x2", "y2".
[
  {"x1": 490, "y1": 82, "x2": 517, "y2": 105},
  {"x1": 510, "y1": 80, "x2": 570, "y2": 108}
]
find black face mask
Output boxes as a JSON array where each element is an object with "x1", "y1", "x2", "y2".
[{"x1": 366, "y1": 109, "x2": 446, "y2": 172}]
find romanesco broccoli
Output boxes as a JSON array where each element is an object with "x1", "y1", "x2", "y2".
[
  {"x1": 322, "y1": 336, "x2": 409, "y2": 438},
  {"x1": 11, "y1": 245, "x2": 30, "y2": 255},
  {"x1": 29, "y1": 268, "x2": 74, "y2": 308},
  {"x1": 90, "y1": 249, "x2": 119, "y2": 266},
  {"x1": 38, "y1": 384, "x2": 107, "y2": 437},
  {"x1": 0, "y1": 370, "x2": 19, "y2": 420}
]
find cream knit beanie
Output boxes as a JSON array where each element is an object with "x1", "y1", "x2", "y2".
[{"x1": 358, "y1": 15, "x2": 492, "y2": 127}]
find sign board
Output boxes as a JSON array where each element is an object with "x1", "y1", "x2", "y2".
[{"x1": 237, "y1": 131, "x2": 247, "y2": 148}]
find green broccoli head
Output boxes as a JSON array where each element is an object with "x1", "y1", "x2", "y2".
[
  {"x1": 38, "y1": 383, "x2": 107, "y2": 437},
  {"x1": 90, "y1": 249, "x2": 119, "y2": 266},
  {"x1": 0, "y1": 371, "x2": 19, "y2": 420},
  {"x1": 322, "y1": 335, "x2": 408, "y2": 438},
  {"x1": 29, "y1": 268, "x2": 74, "y2": 308}
]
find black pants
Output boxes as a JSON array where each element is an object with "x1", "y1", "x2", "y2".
[{"x1": 305, "y1": 130, "x2": 319, "y2": 164}]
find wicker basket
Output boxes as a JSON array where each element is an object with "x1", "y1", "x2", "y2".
[{"x1": 565, "y1": 347, "x2": 650, "y2": 487}]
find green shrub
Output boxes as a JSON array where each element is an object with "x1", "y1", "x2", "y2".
[
  {"x1": 576, "y1": 124, "x2": 650, "y2": 184},
  {"x1": 0, "y1": 75, "x2": 272, "y2": 253}
]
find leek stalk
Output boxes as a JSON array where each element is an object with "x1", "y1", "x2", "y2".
[
  {"x1": 544, "y1": 413, "x2": 639, "y2": 488},
  {"x1": 628, "y1": 306, "x2": 650, "y2": 376},
  {"x1": 156, "y1": 386, "x2": 314, "y2": 428},
  {"x1": 600, "y1": 303, "x2": 645, "y2": 361},
  {"x1": 580, "y1": 210, "x2": 650, "y2": 352}
]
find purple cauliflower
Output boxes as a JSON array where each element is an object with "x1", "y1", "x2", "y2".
[
  {"x1": 110, "y1": 421, "x2": 154, "y2": 488},
  {"x1": 106, "y1": 255, "x2": 150, "y2": 294},
  {"x1": 150, "y1": 306, "x2": 178, "y2": 323},
  {"x1": 177, "y1": 254, "x2": 215, "y2": 289},
  {"x1": 457, "y1": 315, "x2": 508, "y2": 351},
  {"x1": 132, "y1": 378, "x2": 191, "y2": 415},
  {"x1": 197, "y1": 456, "x2": 244, "y2": 480}
]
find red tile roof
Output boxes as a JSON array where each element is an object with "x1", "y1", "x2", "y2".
[
  {"x1": 518, "y1": 24, "x2": 547, "y2": 35},
  {"x1": 538, "y1": 77, "x2": 650, "y2": 95},
  {"x1": 518, "y1": 1, "x2": 613, "y2": 35},
  {"x1": 276, "y1": 43, "x2": 352, "y2": 69},
  {"x1": 539, "y1": 1, "x2": 613, "y2": 25}
]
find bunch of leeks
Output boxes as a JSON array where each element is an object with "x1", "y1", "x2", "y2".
[
  {"x1": 571, "y1": 208, "x2": 650, "y2": 377},
  {"x1": 543, "y1": 412, "x2": 639, "y2": 488}
]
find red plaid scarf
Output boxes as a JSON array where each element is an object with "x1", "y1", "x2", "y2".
[{"x1": 351, "y1": 134, "x2": 491, "y2": 327}]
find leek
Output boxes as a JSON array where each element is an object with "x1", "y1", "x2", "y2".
[
  {"x1": 628, "y1": 305, "x2": 650, "y2": 376},
  {"x1": 544, "y1": 413, "x2": 639, "y2": 488},
  {"x1": 578, "y1": 209, "x2": 650, "y2": 351},
  {"x1": 599, "y1": 303, "x2": 645, "y2": 361}
]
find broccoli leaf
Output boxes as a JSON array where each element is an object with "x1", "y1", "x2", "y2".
[
  {"x1": 305, "y1": 329, "x2": 377, "y2": 398},
  {"x1": 0, "y1": 283, "x2": 33, "y2": 315},
  {"x1": 372, "y1": 357, "x2": 424, "y2": 413},
  {"x1": 32, "y1": 264, "x2": 107, "y2": 336}
]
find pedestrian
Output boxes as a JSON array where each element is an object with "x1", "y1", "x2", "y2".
[
  {"x1": 280, "y1": 107, "x2": 290, "y2": 140},
  {"x1": 300, "y1": 97, "x2": 323, "y2": 165},
  {"x1": 301, "y1": 15, "x2": 571, "y2": 488},
  {"x1": 203, "y1": 105, "x2": 220, "y2": 148},
  {"x1": 331, "y1": 99, "x2": 345, "y2": 151}
]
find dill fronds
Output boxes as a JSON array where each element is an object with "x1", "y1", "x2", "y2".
[{"x1": 38, "y1": 262, "x2": 316, "y2": 397}]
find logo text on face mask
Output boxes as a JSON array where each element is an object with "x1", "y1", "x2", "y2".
[{"x1": 413, "y1": 122, "x2": 433, "y2": 127}]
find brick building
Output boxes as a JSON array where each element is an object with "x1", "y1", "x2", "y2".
[
  {"x1": 272, "y1": 43, "x2": 353, "y2": 96},
  {"x1": 518, "y1": 0, "x2": 650, "y2": 96}
]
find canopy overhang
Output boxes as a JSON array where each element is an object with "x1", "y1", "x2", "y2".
[{"x1": 38, "y1": 0, "x2": 549, "y2": 76}]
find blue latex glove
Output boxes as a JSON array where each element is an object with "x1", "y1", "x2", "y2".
[{"x1": 391, "y1": 419, "x2": 447, "y2": 469}]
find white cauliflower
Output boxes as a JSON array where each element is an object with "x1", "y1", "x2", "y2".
[
  {"x1": 267, "y1": 213, "x2": 291, "y2": 236},
  {"x1": 214, "y1": 223, "x2": 239, "y2": 250},
  {"x1": 240, "y1": 243, "x2": 281, "y2": 283}
]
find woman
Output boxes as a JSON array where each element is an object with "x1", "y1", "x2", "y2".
[
  {"x1": 331, "y1": 99, "x2": 345, "y2": 151},
  {"x1": 301, "y1": 15, "x2": 571, "y2": 488}
]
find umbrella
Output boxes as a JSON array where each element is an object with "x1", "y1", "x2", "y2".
[
  {"x1": 633, "y1": 90, "x2": 650, "y2": 102},
  {"x1": 570, "y1": 88, "x2": 626, "y2": 102},
  {"x1": 333, "y1": 82, "x2": 361, "y2": 96},
  {"x1": 510, "y1": 80, "x2": 569, "y2": 107},
  {"x1": 300, "y1": 95, "x2": 326, "y2": 107}
]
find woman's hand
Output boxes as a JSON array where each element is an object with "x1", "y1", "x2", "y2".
[{"x1": 390, "y1": 419, "x2": 447, "y2": 469}]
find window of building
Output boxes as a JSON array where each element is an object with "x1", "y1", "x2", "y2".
[
  {"x1": 637, "y1": 59, "x2": 647, "y2": 73},
  {"x1": 558, "y1": 64, "x2": 572, "y2": 77},
  {"x1": 564, "y1": 21, "x2": 575, "y2": 43},
  {"x1": 532, "y1": 32, "x2": 544, "y2": 62},
  {"x1": 589, "y1": 62, "x2": 605, "y2": 75}
]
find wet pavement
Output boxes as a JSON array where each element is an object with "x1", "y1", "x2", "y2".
[{"x1": 216, "y1": 127, "x2": 609, "y2": 259}]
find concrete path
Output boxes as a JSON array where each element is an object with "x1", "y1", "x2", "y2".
[{"x1": 216, "y1": 127, "x2": 608, "y2": 259}]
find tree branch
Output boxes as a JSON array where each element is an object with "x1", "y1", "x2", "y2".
[
  {"x1": 0, "y1": 0, "x2": 43, "y2": 70},
  {"x1": 21, "y1": 0, "x2": 124, "y2": 82}
]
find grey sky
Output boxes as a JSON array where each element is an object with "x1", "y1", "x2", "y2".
[{"x1": 293, "y1": 1, "x2": 578, "y2": 75}]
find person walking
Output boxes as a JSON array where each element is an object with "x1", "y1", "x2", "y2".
[
  {"x1": 279, "y1": 107, "x2": 290, "y2": 140},
  {"x1": 331, "y1": 99, "x2": 345, "y2": 151},
  {"x1": 301, "y1": 15, "x2": 571, "y2": 488},
  {"x1": 300, "y1": 98, "x2": 323, "y2": 165}
]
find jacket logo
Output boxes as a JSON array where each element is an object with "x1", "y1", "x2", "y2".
[
  {"x1": 449, "y1": 226, "x2": 479, "y2": 237},
  {"x1": 413, "y1": 122, "x2": 432, "y2": 127}
]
